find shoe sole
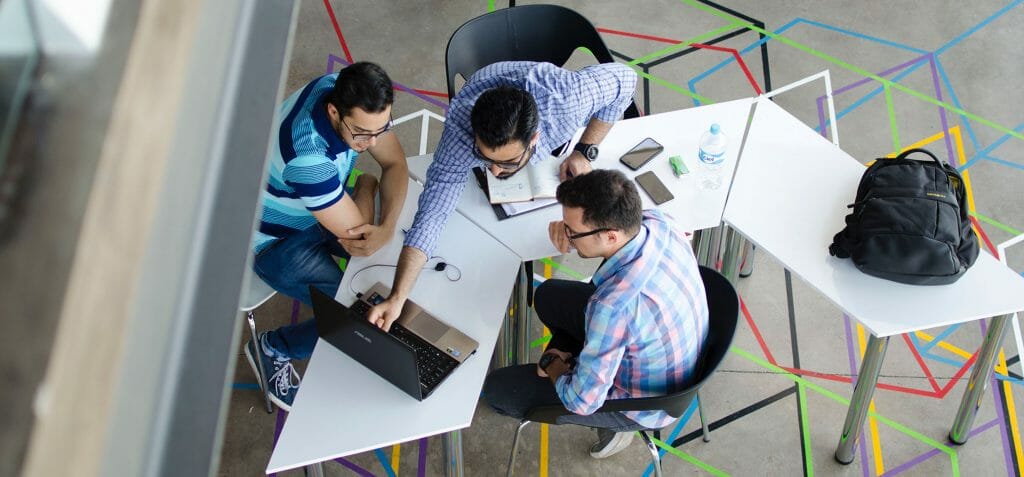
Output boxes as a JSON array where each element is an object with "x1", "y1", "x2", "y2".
[
  {"x1": 590, "y1": 431, "x2": 635, "y2": 459},
  {"x1": 244, "y1": 343, "x2": 292, "y2": 412}
]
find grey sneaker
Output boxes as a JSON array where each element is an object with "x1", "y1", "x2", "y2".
[
  {"x1": 244, "y1": 333, "x2": 300, "y2": 411},
  {"x1": 589, "y1": 428, "x2": 635, "y2": 459}
]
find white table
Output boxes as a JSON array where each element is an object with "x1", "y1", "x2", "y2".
[
  {"x1": 407, "y1": 97, "x2": 755, "y2": 261},
  {"x1": 723, "y1": 97, "x2": 1024, "y2": 463},
  {"x1": 266, "y1": 178, "x2": 522, "y2": 475},
  {"x1": 408, "y1": 99, "x2": 756, "y2": 366}
]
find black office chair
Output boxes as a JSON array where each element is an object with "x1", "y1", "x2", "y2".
[
  {"x1": 445, "y1": 4, "x2": 641, "y2": 119},
  {"x1": 504, "y1": 266, "x2": 739, "y2": 477}
]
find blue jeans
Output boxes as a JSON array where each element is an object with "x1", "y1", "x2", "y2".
[{"x1": 253, "y1": 224, "x2": 348, "y2": 360}]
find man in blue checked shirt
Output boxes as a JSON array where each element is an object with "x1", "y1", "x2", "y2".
[
  {"x1": 365, "y1": 61, "x2": 638, "y2": 332},
  {"x1": 244, "y1": 62, "x2": 409, "y2": 411},
  {"x1": 483, "y1": 170, "x2": 709, "y2": 459}
]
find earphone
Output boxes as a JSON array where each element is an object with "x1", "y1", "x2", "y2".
[{"x1": 346, "y1": 256, "x2": 462, "y2": 298}]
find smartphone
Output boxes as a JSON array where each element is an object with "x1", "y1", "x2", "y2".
[
  {"x1": 619, "y1": 137, "x2": 664, "y2": 170},
  {"x1": 635, "y1": 171, "x2": 674, "y2": 205}
]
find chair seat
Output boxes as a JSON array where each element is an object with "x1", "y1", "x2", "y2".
[{"x1": 240, "y1": 274, "x2": 277, "y2": 311}]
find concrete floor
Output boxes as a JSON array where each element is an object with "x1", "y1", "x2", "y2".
[{"x1": 218, "y1": 1, "x2": 1024, "y2": 475}]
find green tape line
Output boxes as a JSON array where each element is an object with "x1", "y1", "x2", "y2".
[
  {"x1": 538, "y1": 258, "x2": 588, "y2": 281},
  {"x1": 530, "y1": 335, "x2": 553, "y2": 349},
  {"x1": 884, "y1": 83, "x2": 900, "y2": 152},
  {"x1": 649, "y1": 434, "x2": 730, "y2": 476},
  {"x1": 970, "y1": 211, "x2": 1023, "y2": 236},
  {"x1": 731, "y1": 347, "x2": 958, "y2": 462},
  {"x1": 797, "y1": 383, "x2": 814, "y2": 477}
]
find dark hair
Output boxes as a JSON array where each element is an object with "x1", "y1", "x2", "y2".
[
  {"x1": 326, "y1": 62, "x2": 394, "y2": 117},
  {"x1": 556, "y1": 169, "x2": 642, "y2": 234},
  {"x1": 470, "y1": 86, "x2": 538, "y2": 149}
]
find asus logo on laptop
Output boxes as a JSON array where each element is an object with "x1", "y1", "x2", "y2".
[{"x1": 354, "y1": 330, "x2": 372, "y2": 344}]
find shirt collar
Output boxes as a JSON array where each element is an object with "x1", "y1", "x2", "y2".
[
  {"x1": 592, "y1": 221, "x2": 649, "y2": 287},
  {"x1": 312, "y1": 92, "x2": 350, "y2": 157}
]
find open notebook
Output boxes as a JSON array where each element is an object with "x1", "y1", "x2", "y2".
[{"x1": 472, "y1": 156, "x2": 562, "y2": 220}]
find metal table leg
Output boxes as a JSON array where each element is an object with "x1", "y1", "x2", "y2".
[
  {"x1": 304, "y1": 462, "x2": 325, "y2": 477},
  {"x1": 443, "y1": 430, "x2": 465, "y2": 477},
  {"x1": 835, "y1": 334, "x2": 889, "y2": 464},
  {"x1": 949, "y1": 313, "x2": 1013, "y2": 445},
  {"x1": 739, "y1": 241, "x2": 755, "y2": 277},
  {"x1": 720, "y1": 226, "x2": 745, "y2": 284},
  {"x1": 494, "y1": 262, "x2": 532, "y2": 369}
]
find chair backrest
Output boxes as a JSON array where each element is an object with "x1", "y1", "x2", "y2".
[
  {"x1": 445, "y1": 4, "x2": 640, "y2": 118},
  {"x1": 525, "y1": 266, "x2": 739, "y2": 424}
]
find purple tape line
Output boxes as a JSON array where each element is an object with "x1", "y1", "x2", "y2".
[
  {"x1": 417, "y1": 437, "x2": 428, "y2": 477},
  {"x1": 879, "y1": 418, "x2": 1000, "y2": 476},
  {"x1": 926, "y1": 54, "x2": 957, "y2": 165}
]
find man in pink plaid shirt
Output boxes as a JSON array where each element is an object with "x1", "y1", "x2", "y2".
[{"x1": 484, "y1": 169, "x2": 709, "y2": 459}]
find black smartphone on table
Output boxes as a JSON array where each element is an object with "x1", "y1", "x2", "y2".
[
  {"x1": 635, "y1": 171, "x2": 674, "y2": 205},
  {"x1": 619, "y1": 137, "x2": 664, "y2": 170}
]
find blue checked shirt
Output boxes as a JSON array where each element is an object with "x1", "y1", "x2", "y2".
[
  {"x1": 555, "y1": 210, "x2": 709, "y2": 429},
  {"x1": 403, "y1": 61, "x2": 638, "y2": 255}
]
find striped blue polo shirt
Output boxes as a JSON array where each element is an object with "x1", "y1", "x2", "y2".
[{"x1": 253, "y1": 73, "x2": 357, "y2": 253}]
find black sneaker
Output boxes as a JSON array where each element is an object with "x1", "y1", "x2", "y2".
[
  {"x1": 589, "y1": 428, "x2": 635, "y2": 459},
  {"x1": 244, "y1": 333, "x2": 300, "y2": 411}
]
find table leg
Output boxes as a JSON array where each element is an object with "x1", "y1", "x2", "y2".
[
  {"x1": 442, "y1": 430, "x2": 465, "y2": 477},
  {"x1": 949, "y1": 313, "x2": 1013, "y2": 445},
  {"x1": 693, "y1": 225, "x2": 724, "y2": 270},
  {"x1": 739, "y1": 241, "x2": 755, "y2": 277},
  {"x1": 303, "y1": 462, "x2": 325, "y2": 477},
  {"x1": 835, "y1": 334, "x2": 889, "y2": 464},
  {"x1": 720, "y1": 227, "x2": 745, "y2": 284},
  {"x1": 494, "y1": 263, "x2": 532, "y2": 369},
  {"x1": 515, "y1": 262, "x2": 531, "y2": 365}
]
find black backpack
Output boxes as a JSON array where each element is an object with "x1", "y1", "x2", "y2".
[{"x1": 828, "y1": 148, "x2": 979, "y2": 285}]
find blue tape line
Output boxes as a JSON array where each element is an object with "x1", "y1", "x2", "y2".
[
  {"x1": 935, "y1": 0, "x2": 1024, "y2": 56},
  {"x1": 374, "y1": 448, "x2": 398, "y2": 477},
  {"x1": 642, "y1": 399, "x2": 698, "y2": 477},
  {"x1": 958, "y1": 121, "x2": 1024, "y2": 171},
  {"x1": 919, "y1": 324, "x2": 961, "y2": 352}
]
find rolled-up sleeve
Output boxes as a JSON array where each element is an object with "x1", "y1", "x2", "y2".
[
  {"x1": 554, "y1": 301, "x2": 630, "y2": 415},
  {"x1": 579, "y1": 63, "x2": 638, "y2": 123}
]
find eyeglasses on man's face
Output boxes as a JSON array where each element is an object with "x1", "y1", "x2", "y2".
[
  {"x1": 341, "y1": 114, "x2": 394, "y2": 143},
  {"x1": 473, "y1": 142, "x2": 535, "y2": 171},
  {"x1": 563, "y1": 223, "x2": 614, "y2": 244}
]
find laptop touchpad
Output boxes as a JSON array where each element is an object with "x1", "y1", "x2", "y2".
[{"x1": 410, "y1": 315, "x2": 448, "y2": 342}]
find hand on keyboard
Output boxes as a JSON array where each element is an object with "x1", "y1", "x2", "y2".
[{"x1": 366, "y1": 297, "x2": 405, "y2": 332}]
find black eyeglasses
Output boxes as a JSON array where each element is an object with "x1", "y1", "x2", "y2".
[
  {"x1": 341, "y1": 115, "x2": 394, "y2": 142},
  {"x1": 473, "y1": 143, "x2": 535, "y2": 171},
  {"x1": 564, "y1": 224, "x2": 614, "y2": 244}
]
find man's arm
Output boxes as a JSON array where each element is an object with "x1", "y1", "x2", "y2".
[
  {"x1": 559, "y1": 118, "x2": 613, "y2": 180},
  {"x1": 366, "y1": 113, "x2": 475, "y2": 331},
  {"x1": 553, "y1": 302, "x2": 629, "y2": 415},
  {"x1": 338, "y1": 133, "x2": 409, "y2": 256},
  {"x1": 559, "y1": 63, "x2": 638, "y2": 180}
]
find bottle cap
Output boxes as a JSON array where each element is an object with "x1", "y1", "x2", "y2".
[{"x1": 710, "y1": 123, "x2": 720, "y2": 134}]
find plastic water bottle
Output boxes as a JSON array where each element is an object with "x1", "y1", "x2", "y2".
[{"x1": 697, "y1": 123, "x2": 728, "y2": 190}]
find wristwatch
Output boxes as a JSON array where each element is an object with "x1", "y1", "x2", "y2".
[
  {"x1": 538, "y1": 353, "x2": 559, "y2": 371},
  {"x1": 573, "y1": 142, "x2": 599, "y2": 162}
]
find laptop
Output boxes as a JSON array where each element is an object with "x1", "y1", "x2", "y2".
[{"x1": 310, "y1": 283, "x2": 479, "y2": 400}]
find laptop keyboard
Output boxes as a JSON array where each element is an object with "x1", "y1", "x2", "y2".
[{"x1": 349, "y1": 299, "x2": 459, "y2": 392}]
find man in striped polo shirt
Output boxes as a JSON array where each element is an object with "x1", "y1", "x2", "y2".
[
  {"x1": 483, "y1": 170, "x2": 709, "y2": 459},
  {"x1": 245, "y1": 62, "x2": 409, "y2": 411}
]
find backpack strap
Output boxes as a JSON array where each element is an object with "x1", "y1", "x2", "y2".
[{"x1": 896, "y1": 148, "x2": 943, "y2": 166}]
